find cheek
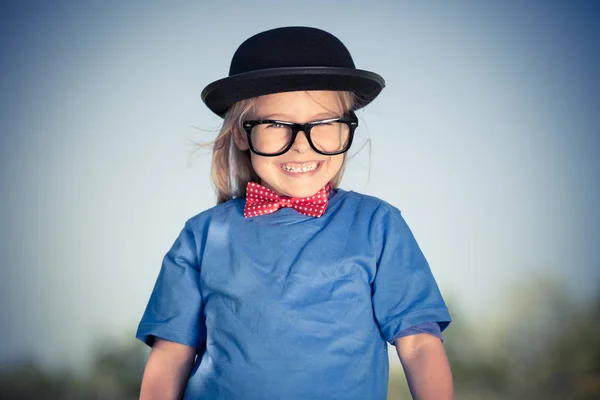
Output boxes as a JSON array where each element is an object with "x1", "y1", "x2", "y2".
[
  {"x1": 250, "y1": 156, "x2": 262, "y2": 174},
  {"x1": 327, "y1": 155, "x2": 345, "y2": 171},
  {"x1": 250, "y1": 154, "x2": 277, "y2": 176}
]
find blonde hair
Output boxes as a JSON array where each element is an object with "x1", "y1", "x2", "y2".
[{"x1": 210, "y1": 91, "x2": 357, "y2": 204}]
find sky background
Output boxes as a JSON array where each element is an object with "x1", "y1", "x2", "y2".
[{"x1": 1, "y1": 0, "x2": 598, "y2": 369}]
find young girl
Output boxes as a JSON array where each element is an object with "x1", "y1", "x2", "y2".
[{"x1": 136, "y1": 26, "x2": 453, "y2": 400}]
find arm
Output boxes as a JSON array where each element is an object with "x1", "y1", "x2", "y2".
[
  {"x1": 395, "y1": 333, "x2": 453, "y2": 400},
  {"x1": 139, "y1": 338, "x2": 197, "y2": 400}
]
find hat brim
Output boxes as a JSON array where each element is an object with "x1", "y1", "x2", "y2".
[{"x1": 201, "y1": 67, "x2": 385, "y2": 117}]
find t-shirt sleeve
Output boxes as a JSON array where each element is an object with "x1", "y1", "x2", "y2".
[
  {"x1": 372, "y1": 207, "x2": 451, "y2": 345},
  {"x1": 390, "y1": 321, "x2": 444, "y2": 343},
  {"x1": 136, "y1": 220, "x2": 206, "y2": 349}
]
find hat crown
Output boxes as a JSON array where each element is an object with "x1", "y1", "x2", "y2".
[{"x1": 229, "y1": 27, "x2": 356, "y2": 76}]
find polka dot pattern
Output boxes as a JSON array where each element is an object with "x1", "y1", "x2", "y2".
[{"x1": 244, "y1": 182, "x2": 332, "y2": 218}]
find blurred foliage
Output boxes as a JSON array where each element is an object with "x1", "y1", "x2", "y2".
[
  {"x1": 1, "y1": 278, "x2": 598, "y2": 399},
  {"x1": 442, "y1": 277, "x2": 600, "y2": 400},
  {"x1": 0, "y1": 340, "x2": 149, "y2": 400}
]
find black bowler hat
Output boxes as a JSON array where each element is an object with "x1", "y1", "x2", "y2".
[{"x1": 201, "y1": 26, "x2": 385, "y2": 117}]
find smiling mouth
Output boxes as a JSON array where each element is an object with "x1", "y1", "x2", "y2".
[{"x1": 281, "y1": 162, "x2": 320, "y2": 173}]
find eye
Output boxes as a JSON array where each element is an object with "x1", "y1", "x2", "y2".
[{"x1": 267, "y1": 123, "x2": 287, "y2": 129}]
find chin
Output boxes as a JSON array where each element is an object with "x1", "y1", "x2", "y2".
[
  {"x1": 279, "y1": 180, "x2": 330, "y2": 198},
  {"x1": 258, "y1": 165, "x2": 340, "y2": 197}
]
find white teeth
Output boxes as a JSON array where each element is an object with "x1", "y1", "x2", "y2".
[{"x1": 282, "y1": 163, "x2": 318, "y2": 173}]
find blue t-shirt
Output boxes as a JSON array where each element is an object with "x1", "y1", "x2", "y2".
[{"x1": 136, "y1": 189, "x2": 451, "y2": 400}]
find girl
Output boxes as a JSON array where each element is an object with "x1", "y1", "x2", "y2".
[{"x1": 137, "y1": 26, "x2": 453, "y2": 400}]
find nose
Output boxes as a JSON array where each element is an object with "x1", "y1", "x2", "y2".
[{"x1": 291, "y1": 130, "x2": 311, "y2": 153}]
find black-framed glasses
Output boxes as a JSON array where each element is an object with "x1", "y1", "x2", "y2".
[{"x1": 242, "y1": 112, "x2": 358, "y2": 157}]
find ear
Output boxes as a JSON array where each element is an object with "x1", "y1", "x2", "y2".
[{"x1": 232, "y1": 128, "x2": 249, "y2": 151}]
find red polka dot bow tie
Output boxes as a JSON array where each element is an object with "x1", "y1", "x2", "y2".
[{"x1": 244, "y1": 182, "x2": 332, "y2": 218}]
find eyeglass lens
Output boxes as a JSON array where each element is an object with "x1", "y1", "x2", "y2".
[{"x1": 251, "y1": 122, "x2": 350, "y2": 155}]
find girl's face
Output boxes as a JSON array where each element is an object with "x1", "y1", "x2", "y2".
[{"x1": 236, "y1": 91, "x2": 347, "y2": 198}]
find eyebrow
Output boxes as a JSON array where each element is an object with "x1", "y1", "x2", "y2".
[{"x1": 258, "y1": 112, "x2": 342, "y2": 121}]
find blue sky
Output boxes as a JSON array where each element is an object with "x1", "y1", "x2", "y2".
[{"x1": 1, "y1": 0, "x2": 598, "y2": 368}]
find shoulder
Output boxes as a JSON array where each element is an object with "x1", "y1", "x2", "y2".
[
  {"x1": 334, "y1": 188, "x2": 401, "y2": 221},
  {"x1": 183, "y1": 198, "x2": 246, "y2": 233},
  {"x1": 334, "y1": 189, "x2": 415, "y2": 241}
]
